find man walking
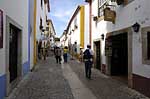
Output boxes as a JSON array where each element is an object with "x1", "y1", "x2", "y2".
[
  {"x1": 55, "y1": 47, "x2": 62, "y2": 64},
  {"x1": 83, "y1": 45, "x2": 94, "y2": 79}
]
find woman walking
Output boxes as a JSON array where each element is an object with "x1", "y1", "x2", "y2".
[{"x1": 63, "y1": 46, "x2": 68, "y2": 63}]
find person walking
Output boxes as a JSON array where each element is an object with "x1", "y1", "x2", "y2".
[
  {"x1": 83, "y1": 45, "x2": 94, "y2": 79},
  {"x1": 38, "y1": 40, "x2": 42, "y2": 60},
  {"x1": 63, "y1": 46, "x2": 68, "y2": 63},
  {"x1": 43, "y1": 41, "x2": 47, "y2": 60},
  {"x1": 55, "y1": 47, "x2": 62, "y2": 64},
  {"x1": 79, "y1": 47, "x2": 83, "y2": 62}
]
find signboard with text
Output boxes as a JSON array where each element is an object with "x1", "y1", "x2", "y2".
[
  {"x1": 0, "y1": 9, "x2": 3, "y2": 48},
  {"x1": 104, "y1": 8, "x2": 116, "y2": 24}
]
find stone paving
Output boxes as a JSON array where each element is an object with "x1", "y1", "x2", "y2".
[
  {"x1": 6, "y1": 55, "x2": 150, "y2": 99},
  {"x1": 68, "y1": 60, "x2": 150, "y2": 99},
  {"x1": 7, "y1": 57, "x2": 74, "y2": 99}
]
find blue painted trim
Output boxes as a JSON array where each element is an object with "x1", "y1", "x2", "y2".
[
  {"x1": 23, "y1": 61, "x2": 30, "y2": 76},
  {"x1": 0, "y1": 74, "x2": 6, "y2": 99}
]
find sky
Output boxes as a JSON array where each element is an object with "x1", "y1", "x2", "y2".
[{"x1": 48, "y1": 0, "x2": 86, "y2": 37}]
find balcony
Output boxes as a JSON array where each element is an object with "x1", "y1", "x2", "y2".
[{"x1": 39, "y1": 25, "x2": 43, "y2": 30}]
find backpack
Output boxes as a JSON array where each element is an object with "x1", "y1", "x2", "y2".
[{"x1": 83, "y1": 49, "x2": 92, "y2": 59}]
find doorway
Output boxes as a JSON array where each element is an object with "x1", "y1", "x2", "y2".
[
  {"x1": 94, "y1": 41, "x2": 101, "y2": 70},
  {"x1": 111, "y1": 33, "x2": 128, "y2": 82},
  {"x1": 9, "y1": 24, "x2": 20, "y2": 83}
]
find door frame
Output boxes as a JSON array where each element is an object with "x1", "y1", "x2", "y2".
[
  {"x1": 93, "y1": 38, "x2": 101, "y2": 69},
  {"x1": 106, "y1": 27, "x2": 133, "y2": 88},
  {"x1": 6, "y1": 16, "x2": 23, "y2": 95}
]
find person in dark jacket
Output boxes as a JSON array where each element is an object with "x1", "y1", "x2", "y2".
[
  {"x1": 38, "y1": 40, "x2": 42, "y2": 59},
  {"x1": 55, "y1": 47, "x2": 62, "y2": 64},
  {"x1": 83, "y1": 45, "x2": 94, "y2": 79}
]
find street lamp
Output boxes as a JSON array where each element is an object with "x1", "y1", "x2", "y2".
[{"x1": 132, "y1": 22, "x2": 140, "y2": 33}]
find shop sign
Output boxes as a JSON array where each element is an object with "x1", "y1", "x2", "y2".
[
  {"x1": 0, "y1": 9, "x2": 3, "y2": 48},
  {"x1": 105, "y1": 38, "x2": 112, "y2": 56},
  {"x1": 104, "y1": 8, "x2": 116, "y2": 24}
]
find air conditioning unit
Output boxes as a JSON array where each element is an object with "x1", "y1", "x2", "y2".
[
  {"x1": 116, "y1": 0, "x2": 124, "y2": 5},
  {"x1": 93, "y1": 16, "x2": 98, "y2": 21}
]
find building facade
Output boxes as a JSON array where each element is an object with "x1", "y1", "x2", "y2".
[
  {"x1": 47, "y1": 19, "x2": 56, "y2": 47},
  {"x1": 89, "y1": 0, "x2": 150, "y2": 97},
  {"x1": 60, "y1": 32, "x2": 66, "y2": 47},
  {"x1": 65, "y1": 5, "x2": 89, "y2": 57},
  {"x1": 31, "y1": 0, "x2": 50, "y2": 66},
  {"x1": 0, "y1": 0, "x2": 30, "y2": 98}
]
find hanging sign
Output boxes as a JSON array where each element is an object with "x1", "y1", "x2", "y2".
[
  {"x1": 104, "y1": 7, "x2": 116, "y2": 24},
  {"x1": 0, "y1": 9, "x2": 3, "y2": 48}
]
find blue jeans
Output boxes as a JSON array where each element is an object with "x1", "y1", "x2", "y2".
[
  {"x1": 85, "y1": 61, "x2": 92, "y2": 78},
  {"x1": 63, "y1": 53, "x2": 68, "y2": 63}
]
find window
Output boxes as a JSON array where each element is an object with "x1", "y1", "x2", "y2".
[
  {"x1": 74, "y1": 18, "x2": 78, "y2": 29},
  {"x1": 142, "y1": 27, "x2": 150, "y2": 65},
  {"x1": 46, "y1": 15, "x2": 48, "y2": 22},
  {"x1": 98, "y1": 0, "x2": 107, "y2": 17},
  {"x1": 39, "y1": 18, "x2": 43, "y2": 30},
  {"x1": 41, "y1": 0, "x2": 43, "y2": 8},
  {"x1": 40, "y1": 18, "x2": 42, "y2": 26}
]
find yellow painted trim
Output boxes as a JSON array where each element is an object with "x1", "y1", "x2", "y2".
[
  {"x1": 33, "y1": 0, "x2": 37, "y2": 65},
  {"x1": 80, "y1": 6, "x2": 84, "y2": 48}
]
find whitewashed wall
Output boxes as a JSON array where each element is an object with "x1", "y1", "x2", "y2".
[
  {"x1": 92, "y1": 0, "x2": 150, "y2": 78},
  {"x1": 30, "y1": 0, "x2": 34, "y2": 69},
  {"x1": 36, "y1": 0, "x2": 46, "y2": 40},
  {"x1": 0, "y1": 0, "x2": 29, "y2": 75},
  {"x1": 84, "y1": 5, "x2": 89, "y2": 50}
]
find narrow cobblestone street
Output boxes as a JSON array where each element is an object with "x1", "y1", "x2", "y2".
[
  {"x1": 7, "y1": 56, "x2": 74, "y2": 99},
  {"x1": 7, "y1": 56, "x2": 150, "y2": 99}
]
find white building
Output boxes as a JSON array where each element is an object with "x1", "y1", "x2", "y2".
[
  {"x1": 47, "y1": 19, "x2": 56, "y2": 47},
  {"x1": 30, "y1": 0, "x2": 50, "y2": 67},
  {"x1": 65, "y1": 5, "x2": 89, "y2": 57},
  {"x1": 0, "y1": 0, "x2": 29, "y2": 98},
  {"x1": 60, "y1": 32, "x2": 66, "y2": 47},
  {"x1": 89, "y1": 0, "x2": 150, "y2": 97}
]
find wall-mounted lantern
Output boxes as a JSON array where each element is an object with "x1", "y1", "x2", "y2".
[
  {"x1": 116, "y1": 0, "x2": 124, "y2": 5},
  {"x1": 132, "y1": 22, "x2": 140, "y2": 33},
  {"x1": 93, "y1": 16, "x2": 98, "y2": 21},
  {"x1": 42, "y1": 29, "x2": 45, "y2": 32},
  {"x1": 101, "y1": 34, "x2": 105, "y2": 40},
  {"x1": 74, "y1": 25, "x2": 78, "y2": 29},
  {"x1": 39, "y1": 25, "x2": 43, "y2": 30}
]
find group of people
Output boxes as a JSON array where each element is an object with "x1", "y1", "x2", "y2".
[
  {"x1": 54, "y1": 46, "x2": 68, "y2": 64},
  {"x1": 38, "y1": 41, "x2": 94, "y2": 80},
  {"x1": 37, "y1": 40, "x2": 50, "y2": 60},
  {"x1": 54, "y1": 44, "x2": 94, "y2": 80}
]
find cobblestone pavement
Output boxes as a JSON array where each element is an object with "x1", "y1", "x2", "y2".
[
  {"x1": 7, "y1": 56, "x2": 74, "y2": 99},
  {"x1": 68, "y1": 60, "x2": 150, "y2": 99}
]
